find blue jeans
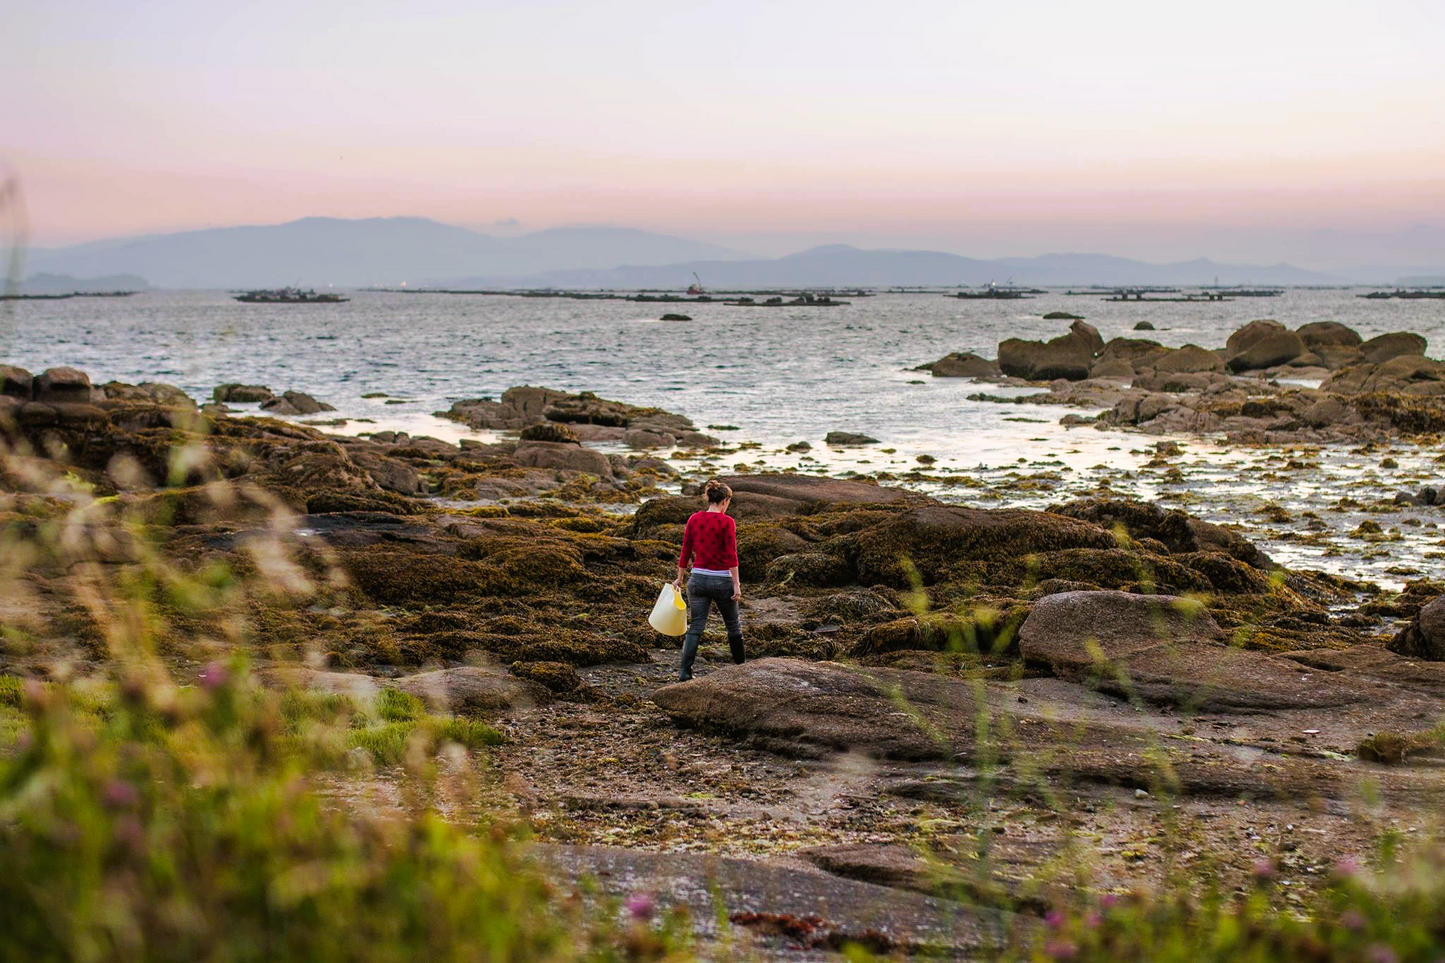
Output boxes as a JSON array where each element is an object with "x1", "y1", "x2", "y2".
[{"x1": 679, "y1": 573, "x2": 745, "y2": 681}]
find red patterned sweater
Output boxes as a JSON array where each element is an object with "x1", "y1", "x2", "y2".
[{"x1": 678, "y1": 510, "x2": 739, "y2": 571}]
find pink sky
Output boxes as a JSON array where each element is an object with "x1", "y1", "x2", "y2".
[{"x1": 6, "y1": 0, "x2": 1445, "y2": 267}]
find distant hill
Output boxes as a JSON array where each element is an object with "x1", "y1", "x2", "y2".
[
  {"x1": 28, "y1": 218, "x2": 746, "y2": 289},
  {"x1": 28, "y1": 218, "x2": 1363, "y2": 289},
  {"x1": 518, "y1": 245, "x2": 1342, "y2": 289},
  {"x1": 17, "y1": 272, "x2": 150, "y2": 295}
]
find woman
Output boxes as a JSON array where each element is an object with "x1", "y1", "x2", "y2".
[{"x1": 673, "y1": 479, "x2": 745, "y2": 681}]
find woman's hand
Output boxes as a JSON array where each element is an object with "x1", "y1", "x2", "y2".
[
  {"x1": 731, "y1": 584, "x2": 742, "y2": 602},
  {"x1": 672, "y1": 576, "x2": 685, "y2": 593}
]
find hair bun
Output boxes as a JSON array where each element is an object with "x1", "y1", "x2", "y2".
[{"x1": 703, "y1": 479, "x2": 733, "y2": 503}]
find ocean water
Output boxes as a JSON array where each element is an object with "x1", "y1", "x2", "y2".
[{"x1": 5, "y1": 289, "x2": 1444, "y2": 587}]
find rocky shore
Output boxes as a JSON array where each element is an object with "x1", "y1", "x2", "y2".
[
  {"x1": 2, "y1": 358, "x2": 1443, "y2": 957},
  {"x1": 923, "y1": 317, "x2": 1445, "y2": 445}
]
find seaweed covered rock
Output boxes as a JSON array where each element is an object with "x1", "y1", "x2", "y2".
[
  {"x1": 1050, "y1": 498, "x2": 1275, "y2": 571},
  {"x1": 736, "y1": 524, "x2": 810, "y2": 582},
  {"x1": 509, "y1": 661, "x2": 581, "y2": 693},
  {"x1": 847, "y1": 504, "x2": 1117, "y2": 586},
  {"x1": 519, "y1": 421, "x2": 579, "y2": 443},
  {"x1": 1388, "y1": 596, "x2": 1445, "y2": 662},
  {"x1": 213, "y1": 383, "x2": 275, "y2": 403},
  {"x1": 854, "y1": 603, "x2": 1028, "y2": 657},
  {"x1": 765, "y1": 552, "x2": 852, "y2": 588}
]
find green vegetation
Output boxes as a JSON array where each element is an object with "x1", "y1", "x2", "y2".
[
  {"x1": 1020, "y1": 865, "x2": 1445, "y2": 962},
  {"x1": 0, "y1": 664, "x2": 691, "y2": 962}
]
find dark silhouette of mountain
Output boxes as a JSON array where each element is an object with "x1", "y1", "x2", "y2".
[
  {"x1": 518, "y1": 245, "x2": 1341, "y2": 288},
  {"x1": 29, "y1": 218, "x2": 746, "y2": 289}
]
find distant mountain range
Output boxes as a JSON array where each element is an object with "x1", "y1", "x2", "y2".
[
  {"x1": 27, "y1": 217, "x2": 745, "y2": 289},
  {"x1": 513, "y1": 246, "x2": 1341, "y2": 289},
  {"x1": 25, "y1": 216, "x2": 1440, "y2": 289},
  {"x1": 16, "y1": 272, "x2": 150, "y2": 295}
]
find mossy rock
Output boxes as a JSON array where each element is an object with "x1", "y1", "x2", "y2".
[
  {"x1": 987, "y1": 547, "x2": 1210, "y2": 596},
  {"x1": 400, "y1": 611, "x2": 476, "y2": 634},
  {"x1": 509, "y1": 660, "x2": 580, "y2": 693},
  {"x1": 341, "y1": 551, "x2": 495, "y2": 606},
  {"x1": 736, "y1": 524, "x2": 810, "y2": 582},
  {"x1": 519, "y1": 422, "x2": 579, "y2": 443},
  {"x1": 765, "y1": 552, "x2": 853, "y2": 588},
  {"x1": 628, "y1": 496, "x2": 698, "y2": 537},
  {"x1": 800, "y1": 589, "x2": 902, "y2": 625},
  {"x1": 307, "y1": 488, "x2": 419, "y2": 515},
  {"x1": 847, "y1": 505, "x2": 1117, "y2": 587},
  {"x1": 1179, "y1": 551, "x2": 1273, "y2": 595},
  {"x1": 475, "y1": 629, "x2": 648, "y2": 666},
  {"x1": 854, "y1": 604, "x2": 1028, "y2": 657}
]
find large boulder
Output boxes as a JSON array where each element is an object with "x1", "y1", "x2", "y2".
[
  {"x1": 349, "y1": 450, "x2": 422, "y2": 495},
  {"x1": 1360, "y1": 332, "x2": 1427, "y2": 364},
  {"x1": 0, "y1": 365, "x2": 33, "y2": 399},
  {"x1": 1387, "y1": 596, "x2": 1445, "y2": 662},
  {"x1": 1226, "y1": 330, "x2": 1304, "y2": 372},
  {"x1": 1225, "y1": 319, "x2": 1287, "y2": 356},
  {"x1": 651, "y1": 658, "x2": 979, "y2": 760},
  {"x1": 441, "y1": 386, "x2": 697, "y2": 436},
  {"x1": 1019, "y1": 591, "x2": 1365, "y2": 710},
  {"x1": 1296, "y1": 321, "x2": 1362, "y2": 349},
  {"x1": 1095, "y1": 338, "x2": 1167, "y2": 371},
  {"x1": 1322, "y1": 356, "x2": 1445, "y2": 396},
  {"x1": 34, "y1": 366, "x2": 92, "y2": 403},
  {"x1": 502, "y1": 385, "x2": 571, "y2": 422},
  {"x1": 1147, "y1": 344, "x2": 1224, "y2": 374},
  {"x1": 1312, "y1": 345, "x2": 1366, "y2": 370},
  {"x1": 997, "y1": 321, "x2": 1101, "y2": 381},
  {"x1": 721, "y1": 473, "x2": 917, "y2": 515},
  {"x1": 514, "y1": 440, "x2": 614, "y2": 477}
]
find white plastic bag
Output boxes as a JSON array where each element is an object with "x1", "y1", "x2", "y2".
[{"x1": 648, "y1": 582, "x2": 688, "y2": 636}]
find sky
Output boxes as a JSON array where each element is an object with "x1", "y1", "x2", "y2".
[{"x1": 4, "y1": 0, "x2": 1445, "y2": 269}]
